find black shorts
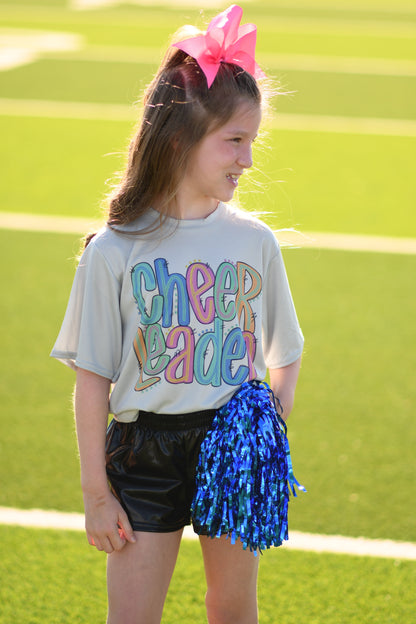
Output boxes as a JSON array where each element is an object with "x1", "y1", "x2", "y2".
[{"x1": 105, "y1": 409, "x2": 216, "y2": 533}]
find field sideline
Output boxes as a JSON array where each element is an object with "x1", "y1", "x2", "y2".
[
  {"x1": 1, "y1": 98, "x2": 415, "y2": 137},
  {"x1": 1, "y1": 506, "x2": 416, "y2": 561},
  {"x1": 1, "y1": 211, "x2": 416, "y2": 254}
]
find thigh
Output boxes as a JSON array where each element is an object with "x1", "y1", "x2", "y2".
[
  {"x1": 107, "y1": 529, "x2": 183, "y2": 624},
  {"x1": 199, "y1": 535, "x2": 260, "y2": 624}
]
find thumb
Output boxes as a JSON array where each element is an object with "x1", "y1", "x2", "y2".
[{"x1": 117, "y1": 510, "x2": 136, "y2": 543}]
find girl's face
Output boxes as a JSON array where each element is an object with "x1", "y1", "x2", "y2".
[{"x1": 175, "y1": 100, "x2": 262, "y2": 218}]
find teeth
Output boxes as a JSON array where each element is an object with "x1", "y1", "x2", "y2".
[{"x1": 227, "y1": 174, "x2": 238, "y2": 179}]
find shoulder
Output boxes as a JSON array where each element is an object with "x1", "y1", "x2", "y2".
[
  {"x1": 79, "y1": 224, "x2": 137, "y2": 281},
  {"x1": 221, "y1": 203, "x2": 280, "y2": 249}
]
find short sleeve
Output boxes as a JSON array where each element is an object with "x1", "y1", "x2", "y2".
[
  {"x1": 50, "y1": 241, "x2": 122, "y2": 381},
  {"x1": 261, "y1": 246, "x2": 304, "y2": 369}
]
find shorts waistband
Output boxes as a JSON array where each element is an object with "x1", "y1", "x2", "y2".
[{"x1": 137, "y1": 409, "x2": 217, "y2": 431}]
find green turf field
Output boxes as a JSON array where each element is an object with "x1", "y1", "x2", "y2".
[
  {"x1": 1, "y1": 525, "x2": 415, "y2": 624},
  {"x1": 0, "y1": 1, "x2": 415, "y2": 622}
]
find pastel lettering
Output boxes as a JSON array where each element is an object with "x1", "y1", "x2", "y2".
[
  {"x1": 154, "y1": 258, "x2": 190, "y2": 328},
  {"x1": 133, "y1": 328, "x2": 161, "y2": 391},
  {"x1": 131, "y1": 262, "x2": 163, "y2": 325},
  {"x1": 165, "y1": 326, "x2": 195, "y2": 384},
  {"x1": 143, "y1": 324, "x2": 169, "y2": 375},
  {"x1": 214, "y1": 262, "x2": 237, "y2": 321},
  {"x1": 194, "y1": 317, "x2": 222, "y2": 387},
  {"x1": 186, "y1": 263, "x2": 215, "y2": 324},
  {"x1": 235, "y1": 262, "x2": 261, "y2": 333},
  {"x1": 222, "y1": 327, "x2": 249, "y2": 385}
]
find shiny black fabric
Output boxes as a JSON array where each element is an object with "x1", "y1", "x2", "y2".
[{"x1": 105, "y1": 410, "x2": 216, "y2": 532}]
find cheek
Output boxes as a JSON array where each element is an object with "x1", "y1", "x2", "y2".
[{"x1": 216, "y1": 143, "x2": 236, "y2": 165}]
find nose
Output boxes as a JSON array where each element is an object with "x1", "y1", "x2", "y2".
[{"x1": 237, "y1": 144, "x2": 253, "y2": 170}]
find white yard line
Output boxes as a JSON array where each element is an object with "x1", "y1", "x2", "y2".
[
  {"x1": 0, "y1": 212, "x2": 103, "y2": 236},
  {"x1": 0, "y1": 29, "x2": 84, "y2": 71},
  {"x1": 0, "y1": 506, "x2": 415, "y2": 560},
  {"x1": 278, "y1": 229, "x2": 416, "y2": 255},
  {"x1": 41, "y1": 44, "x2": 416, "y2": 77},
  {"x1": 70, "y1": 0, "x2": 223, "y2": 9},
  {"x1": 1, "y1": 98, "x2": 415, "y2": 138},
  {"x1": 1, "y1": 211, "x2": 415, "y2": 255},
  {"x1": 267, "y1": 113, "x2": 416, "y2": 138},
  {"x1": 250, "y1": 1, "x2": 416, "y2": 14},
  {"x1": 0, "y1": 97, "x2": 135, "y2": 121},
  {"x1": 2, "y1": 28, "x2": 416, "y2": 77}
]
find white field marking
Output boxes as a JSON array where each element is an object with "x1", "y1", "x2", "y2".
[
  {"x1": 70, "y1": 0, "x2": 119, "y2": 10},
  {"x1": 267, "y1": 113, "x2": 416, "y2": 138},
  {"x1": 0, "y1": 212, "x2": 104, "y2": 236},
  {"x1": 252, "y1": 1, "x2": 416, "y2": 14},
  {"x1": 275, "y1": 229, "x2": 416, "y2": 255},
  {"x1": 70, "y1": 0, "x2": 223, "y2": 9},
  {"x1": 0, "y1": 29, "x2": 84, "y2": 71},
  {"x1": 50, "y1": 44, "x2": 416, "y2": 78},
  {"x1": 0, "y1": 0, "x2": 412, "y2": 16},
  {"x1": 255, "y1": 17, "x2": 416, "y2": 38},
  {"x1": 0, "y1": 48, "x2": 37, "y2": 71},
  {"x1": 0, "y1": 98, "x2": 136, "y2": 121},
  {"x1": 0, "y1": 506, "x2": 415, "y2": 560},
  {"x1": 1, "y1": 98, "x2": 415, "y2": 138},
  {"x1": 1, "y1": 212, "x2": 415, "y2": 256},
  {"x1": 66, "y1": 0, "x2": 416, "y2": 36},
  {"x1": 260, "y1": 53, "x2": 416, "y2": 77},
  {"x1": 0, "y1": 3, "x2": 414, "y2": 36}
]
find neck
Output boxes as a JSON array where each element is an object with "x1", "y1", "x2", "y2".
[{"x1": 156, "y1": 196, "x2": 219, "y2": 220}]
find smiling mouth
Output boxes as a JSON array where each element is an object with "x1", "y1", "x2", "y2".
[{"x1": 226, "y1": 173, "x2": 240, "y2": 186}]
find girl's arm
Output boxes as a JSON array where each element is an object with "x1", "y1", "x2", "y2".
[
  {"x1": 269, "y1": 357, "x2": 302, "y2": 422},
  {"x1": 74, "y1": 367, "x2": 136, "y2": 553}
]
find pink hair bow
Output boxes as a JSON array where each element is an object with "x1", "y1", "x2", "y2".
[{"x1": 172, "y1": 4, "x2": 264, "y2": 88}]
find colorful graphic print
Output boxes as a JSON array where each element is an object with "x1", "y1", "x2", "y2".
[{"x1": 131, "y1": 258, "x2": 262, "y2": 391}]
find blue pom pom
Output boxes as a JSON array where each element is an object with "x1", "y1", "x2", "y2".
[{"x1": 191, "y1": 381, "x2": 306, "y2": 554}]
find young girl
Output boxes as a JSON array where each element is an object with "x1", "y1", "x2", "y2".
[{"x1": 51, "y1": 6, "x2": 304, "y2": 623}]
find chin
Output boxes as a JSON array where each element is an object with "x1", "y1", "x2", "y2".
[{"x1": 218, "y1": 189, "x2": 236, "y2": 203}]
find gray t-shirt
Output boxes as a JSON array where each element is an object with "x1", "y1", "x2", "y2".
[{"x1": 51, "y1": 203, "x2": 304, "y2": 421}]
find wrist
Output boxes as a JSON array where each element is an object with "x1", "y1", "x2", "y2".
[{"x1": 81, "y1": 474, "x2": 110, "y2": 497}]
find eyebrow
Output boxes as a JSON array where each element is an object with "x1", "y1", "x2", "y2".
[{"x1": 224, "y1": 128, "x2": 258, "y2": 138}]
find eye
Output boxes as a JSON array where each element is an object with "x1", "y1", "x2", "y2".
[{"x1": 230, "y1": 137, "x2": 242, "y2": 143}]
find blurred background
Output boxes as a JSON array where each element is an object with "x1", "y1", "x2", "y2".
[{"x1": 0, "y1": 1, "x2": 415, "y2": 622}]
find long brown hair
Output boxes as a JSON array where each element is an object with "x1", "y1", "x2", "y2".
[{"x1": 86, "y1": 27, "x2": 266, "y2": 246}]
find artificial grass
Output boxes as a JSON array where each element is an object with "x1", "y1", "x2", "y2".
[
  {"x1": 0, "y1": 4, "x2": 415, "y2": 619},
  {"x1": 283, "y1": 248, "x2": 416, "y2": 541},
  {"x1": 1, "y1": 115, "x2": 415, "y2": 238},
  {"x1": 262, "y1": 130, "x2": 416, "y2": 237},
  {"x1": 1, "y1": 0, "x2": 415, "y2": 242},
  {"x1": 0, "y1": 525, "x2": 415, "y2": 624},
  {"x1": 0, "y1": 115, "x2": 130, "y2": 222},
  {"x1": 0, "y1": 230, "x2": 415, "y2": 543},
  {"x1": 1, "y1": 3, "x2": 416, "y2": 61},
  {"x1": 0, "y1": 59, "x2": 151, "y2": 105},
  {"x1": 1, "y1": 58, "x2": 415, "y2": 121}
]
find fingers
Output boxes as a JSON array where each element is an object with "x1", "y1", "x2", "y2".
[
  {"x1": 87, "y1": 523, "x2": 134, "y2": 554},
  {"x1": 117, "y1": 510, "x2": 137, "y2": 545},
  {"x1": 88, "y1": 532, "x2": 121, "y2": 554},
  {"x1": 84, "y1": 493, "x2": 137, "y2": 553}
]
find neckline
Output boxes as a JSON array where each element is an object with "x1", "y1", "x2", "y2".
[{"x1": 148, "y1": 202, "x2": 225, "y2": 227}]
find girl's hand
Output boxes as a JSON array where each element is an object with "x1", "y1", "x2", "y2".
[{"x1": 83, "y1": 489, "x2": 136, "y2": 554}]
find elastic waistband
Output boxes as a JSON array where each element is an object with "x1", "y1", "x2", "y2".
[{"x1": 137, "y1": 409, "x2": 217, "y2": 431}]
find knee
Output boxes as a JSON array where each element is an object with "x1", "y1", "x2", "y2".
[{"x1": 205, "y1": 588, "x2": 258, "y2": 624}]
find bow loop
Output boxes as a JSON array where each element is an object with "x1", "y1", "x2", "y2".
[{"x1": 172, "y1": 4, "x2": 264, "y2": 88}]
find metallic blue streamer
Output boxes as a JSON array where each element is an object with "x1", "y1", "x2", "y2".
[{"x1": 191, "y1": 381, "x2": 306, "y2": 554}]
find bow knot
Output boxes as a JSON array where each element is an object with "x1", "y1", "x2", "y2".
[{"x1": 172, "y1": 5, "x2": 264, "y2": 88}]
